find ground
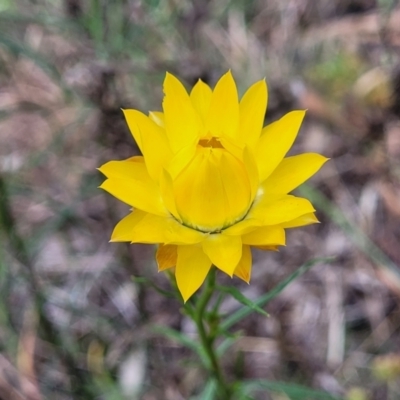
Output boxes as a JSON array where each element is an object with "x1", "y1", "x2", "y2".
[{"x1": 0, "y1": 1, "x2": 400, "y2": 399}]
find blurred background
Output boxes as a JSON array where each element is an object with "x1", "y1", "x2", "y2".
[{"x1": 1, "y1": 0, "x2": 400, "y2": 399}]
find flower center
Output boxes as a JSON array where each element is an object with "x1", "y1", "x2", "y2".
[
  {"x1": 173, "y1": 146, "x2": 252, "y2": 233},
  {"x1": 198, "y1": 137, "x2": 224, "y2": 149}
]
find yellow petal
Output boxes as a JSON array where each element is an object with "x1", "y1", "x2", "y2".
[
  {"x1": 98, "y1": 156, "x2": 144, "y2": 179},
  {"x1": 163, "y1": 72, "x2": 201, "y2": 153},
  {"x1": 156, "y1": 244, "x2": 177, "y2": 271},
  {"x1": 243, "y1": 146, "x2": 259, "y2": 201},
  {"x1": 111, "y1": 210, "x2": 205, "y2": 244},
  {"x1": 166, "y1": 143, "x2": 197, "y2": 179},
  {"x1": 255, "y1": 110, "x2": 306, "y2": 182},
  {"x1": 110, "y1": 211, "x2": 146, "y2": 242},
  {"x1": 99, "y1": 159, "x2": 167, "y2": 216},
  {"x1": 234, "y1": 245, "x2": 252, "y2": 283},
  {"x1": 190, "y1": 79, "x2": 212, "y2": 124},
  {"x1": 206, "y1": 71, "x2": 239, "y2": 140},
  {"x1": 242, "y1": 226, "x2": 285, "y2": 246},
  {"x1": 255, "y1": 245, "x2": 279, "y2": 251},
  {"x1": 123, "y1": 109, "x2": 142, "y2": 149},
  {"x1": 160, "y1": 169, "x2": 180, "y2": 219},
  {"x1": 281, "y1": 213, "x2": 319, "y2": 228},
  {"x1": 202, "y1": 234, "x2": 242, "y2": 277},
  {"x1": 176, "y1": 245, "x2": 212, "y2": 302},
  {"x1": 122, "y1": 109, "x2": 172, "y2": 181},
  {"x1": 248, "y1": 195, "x2": 315, "y2": 225},
  {"x1": 219, "y1": 136, "x2": 244, "y2": 160},
  {"x1": 149, "y1": 111, "x2": 165, "y2": 127},
  {"x1": 262, "y1": 153, "x2": 329, "y2": 196},
  {"x1": 223, "y1": 218, "x2": 262, "y2": 236},
  {"x1": 239, "y1": 79, "x2": 267, "y2": 148}
]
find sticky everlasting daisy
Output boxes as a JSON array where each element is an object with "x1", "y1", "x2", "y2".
[{"x1": 99, "y1": 71, "x2": 327, "y2": 302}]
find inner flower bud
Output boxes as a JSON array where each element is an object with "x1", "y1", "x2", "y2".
[
  {"x1": 173, "y1": 146, "x2": 252, "y2": 233},
  {"x1": 198, "y1": 137, "x2": 223, "y2": 148}
]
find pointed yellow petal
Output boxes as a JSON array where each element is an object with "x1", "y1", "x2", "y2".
[
  {"x1": 166, "y1": 143, "x2": 197, "y2": 179},
  {"x1": 255, "y1": 110, "x2": 306, "y2": 182},
  {"x1": 176, "y1": 245, "x2": 212, "y2": 302},
  {"x1": 239, "y1": 79, "x2": 267, "y2": 148},
  {"x1": 123, "y1": 109, "x2": 142, "y2": 149},
  {"x1": 110, "y1": 211, "x2": 146, "y2": 242},
  {"x1": 160, "y1": 169, "x2": 180, "y2": 220},
  {"x1": 123, "y1": 109, "x2": 159, "y2": 152},
  {"x1": 149, "y1": 111, "x2": 165, "y2": 127},
  {"x1": 223, "y1": 218, "x2": 262, "y2": 236},
  {"x1": 281, "y1": 213, "x2": 319, "y2": 228},
  {"x1": 122, "y1": 109, "x2": 172, "y2": 181},
  {"x1": 111, "y1": 210, "x2": 205, "y2": 244},
  {"x1": 243, "y1": 146, "x2": 259, "y2": 201},
  {"x1": 202, "y1": 234, "x2": 242, "y2": 277},
  {"x1": 262, "y1": 153, "x2": 329, "y2": 196},
  {"x1": 234, "y1": 245, "x2": 252, "y2": 283},
  {"x1": 248, "y1": 195, "x2": 315, "y2": 225},
  {"x1": 219, "y1": 136, "x2": 244, "y2": 160},
  {"x1": 255, "y1": 245, "x2": 279, "y2": 251},
  {"x1": 98, "y1": 156, "x2": 144, "y2": 179},
  {"x1": 156, "y1": 244, "x2": 177, "y2": 271},
  {"x1": 242, "y1": 226, "x2": 285, "y2": 246},
  {"x1": 206, "y1": 71, "x2": 239, "y2": 140},
  {"x1": 163, "y1": 73, "x2": 201, "y2": 153},
  {"x1": 190, "y1": 79, "x2": 212, "y2": 123},
  {"x1": 99, "y1": 159, "x2": 167, "y2": 216}
]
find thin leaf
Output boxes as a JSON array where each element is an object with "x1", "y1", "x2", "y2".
[
  {"x1": 0, "y1": 36, "x2": 70, "y2": 95},
  {"x1": 220, "y1": 257, "x2": 334, "y2": 332},
  {"x1": 194, "y1": 379, "x2": 217, "y2": 400},
  {"x1": 218, "y1": 285, "x2": 269, "y2": 317},
  {"x1": 151, "y1": 325, "x2": 209, "y2": 368},
  {"x1": 131, "y1": 276, "x2": 176, "y2": 298},
  {"x1": 216, "y1": 334, "x2": 241, "y2": 357},
  {"x1": 237, "y1": 380, "x2": 344, "y2": 400},
  {"x1": 299, "y1": 184, "x2": 400, "y2": 277}
]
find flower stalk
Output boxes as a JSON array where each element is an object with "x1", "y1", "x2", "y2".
[{"x1": 184, "y1": 267, "x2": 233, "y2": 399}]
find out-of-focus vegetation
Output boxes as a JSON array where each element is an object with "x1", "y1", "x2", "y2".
[{"x1": 0, "y1": 0, "x2": 400, "y2": 399}]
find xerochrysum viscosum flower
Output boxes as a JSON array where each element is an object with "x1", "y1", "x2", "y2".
[{"x1": 99, "y1": 71, "x2": 328, "y2": 302}]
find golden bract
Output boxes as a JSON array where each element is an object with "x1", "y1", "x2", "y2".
[{"x1": 99, "y1": 71, "x2": 328, "y2": 302}]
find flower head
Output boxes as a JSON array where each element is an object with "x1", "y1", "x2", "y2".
[{"x1": 99, "y1": 71, "x2": 328, "y2": 302}]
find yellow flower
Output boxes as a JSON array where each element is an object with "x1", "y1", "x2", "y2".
[{"x1": 99, "y1": 71, "x2": 328, "y2": 302}]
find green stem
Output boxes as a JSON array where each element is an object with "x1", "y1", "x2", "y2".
[{"x1": 188, "y1": 267, "x2": 232, "y2": 399}]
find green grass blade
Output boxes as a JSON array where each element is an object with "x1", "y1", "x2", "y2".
[
  {"x1": 0, "y1": 35, "x2": 72, "y2": 97},
  {"x1": 218, "y1": 285, "x2": 269, "y2": 317},
  {"x1": 237, "y1": 379, "x2": 343, "y2": 400},
  {"x1": 220, "y1": 257, "x2": 334, "y2": 332},
  {"x1": 151, "y1": 325, "x2": 209, "y2": 368},
  {"x1": 299, "y1": 185, "x2": 400, "y2": 276},
  {"x1": 193, "y1": 379, "x2": 217, "y2": 400}
]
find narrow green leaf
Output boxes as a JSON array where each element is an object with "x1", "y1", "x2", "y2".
[
  {"x1": 299, "y1": 184, "x2": 400, "y2": 277},
  {"x1": 195, "y1": 379, "x2": 217, "y2": 400},
  {"x1": 237, "y1": 380, "x2": 344, "y2": 400},
  {"x1": 218, "y1": 285, "x2": 269, "y2": 317},
  {"x1": 232, "y1": 388, "x2": 255, "y2": 400},
  {"x1": 151, "y1": 325, "x2": 209, "y2": 368},
  {"x1": 220, "y1": 257, "x2": 334, "y2": 331},
  {"x1": 0, "y1": 35, "x2": 78, "y2": 108},
  {"x1": 0, "y1": 36, "x2": 69, "y2": 93},
  {"x1": 216, "y1": 334, "x2": 240, "y2": 357},
  {"x1": 131, "y1": 276, "x2": 176, "y2": 298},
  {"x1": 152, "y1": 325, "x2": 199, "y2": 351}
]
